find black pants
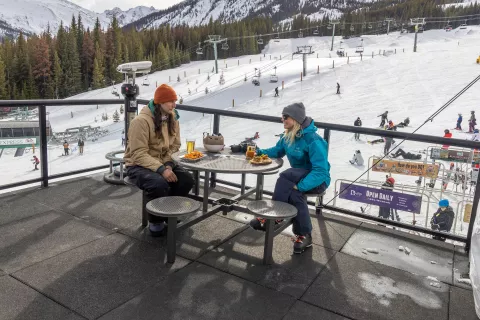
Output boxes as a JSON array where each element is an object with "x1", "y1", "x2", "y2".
[
  {"x1": 64, "y1": 148, "x2": 69, "y2": 155},
  {"x1": 354, "y1": 133, "x2": 360, "y2": 140},
  {"x1": 379, "y1": 119, "x2": 386, "y2": 127},
  {"x1": 336, "y1": 88, "x2": 340, "y2": 94},
  {"x1": 391, "y1": 149, "x2": 407, "y2": 158},
  {"x1": 127, "y1": 165, "x2": 195, "y2": 223}
]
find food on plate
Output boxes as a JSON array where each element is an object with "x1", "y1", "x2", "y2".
[
  {"x1": 184, "y1": 150, "x2": 204, "y2": 160},
  {"x1": 250, "y1": 154, "x2": 272, "y2": 164}
]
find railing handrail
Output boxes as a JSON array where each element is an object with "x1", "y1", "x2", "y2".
[{"x1": 2, "y1": 98, "x2": 479, "y2": 149}]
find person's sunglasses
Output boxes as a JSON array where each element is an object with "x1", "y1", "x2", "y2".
[{"x1": 282, "y1": 114, "x2": 290, "y2": 120}]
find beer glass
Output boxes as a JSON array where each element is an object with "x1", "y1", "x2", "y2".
[
  {"x1": 246, "y1": 144, "x2": 256, "y2": 159},
  {"x1": 186, "y1": 138, "x2": 195, "y2": 153}
]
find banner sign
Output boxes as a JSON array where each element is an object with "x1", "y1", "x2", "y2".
[
  {"x1": 372, "y1": 158, "x2": 439, "y2": 178},
  {"x1": 430, "y1": 148, "x2": 480, "y2": 163},
  {"x1": 339, "y1": 182, "x2": 423, "y2": 214},
  {"x1": 0, "y1": 137, "x2": 37, "y2": 149}
]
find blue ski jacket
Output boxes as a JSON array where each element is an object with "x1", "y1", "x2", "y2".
[{"x1": 256, "y1": 119, "x2": 331, "y2": 192}]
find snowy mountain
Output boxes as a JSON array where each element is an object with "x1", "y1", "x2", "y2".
[
  {"x1": 125, "y1": 0, "x2": 364, "y2": 29},
  {"x1": 0, "y1": 0, "x2": 157, "y2": 38}
]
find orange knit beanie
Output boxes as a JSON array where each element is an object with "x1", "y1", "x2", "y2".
[{"x1": 154, "y1": 84, "x2": 178, "y2": 104}]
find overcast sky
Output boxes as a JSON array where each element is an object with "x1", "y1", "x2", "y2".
[{"x1": 70, "y1": 0, "x2": 184, "y2": 13}]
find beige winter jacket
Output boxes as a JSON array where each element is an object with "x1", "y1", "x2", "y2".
[{"x1": 124, "y1": 106, "x2": 181, "y2": 171}]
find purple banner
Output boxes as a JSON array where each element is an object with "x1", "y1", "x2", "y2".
[{"x1": 339, "y1": 182, "x2": 422, "y2": 214}]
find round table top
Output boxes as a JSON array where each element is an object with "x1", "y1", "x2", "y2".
[
  {"x1": 246, "y1": 200, "x2": 298, "y2": 219},
  {"x1": 172, "y1": 148, "x2": 283, "y2": 174},
  {"x1": 146, "y1": 196, "x2": 201, "y2": 217}
]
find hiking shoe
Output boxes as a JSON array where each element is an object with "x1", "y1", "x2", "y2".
[
  {"x1": 249, "y1": 218, "x2": 285, "y2": 231},
  {"x1": 293, "y1": 234, "x2": 313, "y2": 254}
]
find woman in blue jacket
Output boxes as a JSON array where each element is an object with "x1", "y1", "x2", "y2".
[{"x1": 251, "y1": 102, "x2": 331, "y2": 253}]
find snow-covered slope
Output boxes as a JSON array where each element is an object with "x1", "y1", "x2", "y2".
[{"x1": 0, "y1": 0, "x2": 156, "y2": 36}]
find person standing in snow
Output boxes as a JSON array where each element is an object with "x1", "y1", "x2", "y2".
[
  {"x1": 349, "y1": 150, "x2": 364, "y2": 165},
  {"x1": 378, "y1": 177, "x2": 395, "y2": 219},
  {"x1": 336, "y1": 82, "x2": 341, "y2": 94},
  {"x1": 471, "y1": 129, "x2": 480, "y2": 141},
  {"x1": 456, "y1": 113, "x2": 463, "y2": 130},
  {"x1": 32, "y1": 155, "x2": 39, "y2": 170},
  {"x1": 121, "y1": 130, "x2": 125, "y2": 146},
  {"x1": 251, "y1": 102, "x2": 330, "y2": 254},
  {"x1": 353, "y1": 117, "x2": 362, "y2": 140},
  {"x1": 274, "y1": 87, "x2": 279, "y2": 97},
  {"x1": 469, "y1": 111, "x2": 476, "y2": 133},
  {"x1": 442, "y1": 129, "x2": 452, "y2": 149},
  {"x1": 430, "y1": 199, "x2": 455, "y2": 241},
  {"x1": 378, "y1": 111, "x2": 388, "y2": 127},
  {"x1": 63, "y1": 140, "x2": 69, "y2": 156},
  {"x1": 78, "y1": 138, "x2": 85, "y2": 155}
]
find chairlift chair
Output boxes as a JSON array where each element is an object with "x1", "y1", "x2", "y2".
[
  {"x1": 313, "y1": 28, "x2": 319, "y2": 35},
  {"x1": 460, "y1": 24, "x2": 467, "y2": 29},
  {"x1": 221, "y1": 42, "x2": 229, "y2": 50},
  {"x1": 355, "y1": 46, "x2": 364, "y2": 53},
  {"x1": 257, "y1": 38, "x2": 264, "y2": 45},
  {"x1": 298, "y1": 29, "x2": 303, "y2": 38},
  {"x1": 368, "y1": 23, "x2": 372, "y2": 29},
  {"x1": 350, "y1": 25, "x2": 355, "y2": 32},
  {"x1": 252, "y1": 76, "x2": 260, "y2": 86},
  {"x1": 274, "y1": 33, "x2": 280, "y2": 42},
  {"x1": 269, "y1": 75, "x2": 278, "y2": 83},
  {"x1": 327, "y1": 24, "x2": 332, "y2": 30},
  {"x1": 196, "y1": 42, "x2": 203, "y2": 55}
]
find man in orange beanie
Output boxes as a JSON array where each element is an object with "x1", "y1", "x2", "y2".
[{"x1": 124, "y1": 84, "x2": 194, "y2": 236}]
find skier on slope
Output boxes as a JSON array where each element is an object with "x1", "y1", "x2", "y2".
[
  {"x1": 469, "y1": 111, "x2": 477, "y2": 133},
  {"x1": 353, "y1": 117, "x2": 362, "y2": 140},
  {"x1": 63, "y1": 140, "x2": 69, "y2": 156},
  {"x1": 455, "y1": 113, "x2": 463, "y2": 130},
  {"x1": 397, "y1": 117, "x2": 410, "y2": 128},
  {"x1": 32, "y1": 155, "x2": 39, "y2": 170},
  {"x1": 349, "y1": 150, "x2": 364, "y2": 165},
  {"x1": 378, "y1": 111, "x2": 388, "y2": 127},
  {"x1": 336, "y1": 82, "x2": 341, "y2": 94},
  {"x1": 274, "y1": 87, "x2": 279, "y2": 97},
  {"x1": 472, "y1": 129, "x2": 480, "y2": 141},
  {"x1": 442, "y1": 129, "x2": 452, "y2": 149},
  {"x1": 390, "y1": 148, "x2": 422, "y2": 160}
]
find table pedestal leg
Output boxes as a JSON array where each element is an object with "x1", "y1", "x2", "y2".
[
  {"x1": 263, "y1": 219, "x2": 274, "y2": 265},
  {"x1": 193, "y1": 170, "x2": 200, "y2": 196},
  {"x1": 203, "y1": 171, "x2": 210, "y2": 212},
  {"x1": 241, "y1": 173, "x2": 246, "y2": 195},
  {"x1": 167, "y1": 217, "x2": 177, "y2": 264},
  {"x1": 255, "y1": 174, "x2": 264, "y2": 200}
]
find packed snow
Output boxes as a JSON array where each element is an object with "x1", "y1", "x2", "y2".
[{"x1": 2, "y1": 26, "x2": 480, "y2": 240}]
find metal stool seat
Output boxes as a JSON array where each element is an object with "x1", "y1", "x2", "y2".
[
  {"x1": 304, "y1": 190, "x2": 326, "y2": 214},
  {"x1": 124, "y1": 176, "x2": 149, "y2": 227},
  {"x1": 247, "y1": 200, "x2": 297, "y2": 265},
  {"x1": 146, "y1": 197, "x2": 200, "y2": 263}
]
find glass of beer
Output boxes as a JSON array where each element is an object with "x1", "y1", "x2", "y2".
[
  {"x1": 186, "y1": 138, "x2": 195, "y2": 153},
  {"x1": 246, "y1": 144, "x2": 256, "y2": 159}
]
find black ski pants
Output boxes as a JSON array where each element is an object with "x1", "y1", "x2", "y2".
[{"x1": 127, "y1": 165, "x2": 195, "y2": 223}]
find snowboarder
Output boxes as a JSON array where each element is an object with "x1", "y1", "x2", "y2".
[
  {"x1": 397, "y1": 117, "x2": 410, "y2": 128},
  {"x1": 63, "y1": 140, "x2": 69, "y2": 156},
  {"x1": 472, "y1": 129, "x2": 480, "y2": 141},
  {"x1": 353, "y1": 117, "x2": 362, "y2": 140},
  {"x1": 336, "y1": 82, "x2": 340, "y2": 94},
  {"x1": 274, "y1": 87, "x2": 279, "y2": 97},
  {"x1": 390, "y1": 148, "x2": 422, "y2": 160},
  {"x1": 32, "y1": 155, "x2": 39, "y2": 170},
  {"x1": 430, "y1": 199, "x2": 455, "y2": 241},
  {"x1": 378, "y1": 177, "x2": 395, "y2": 219},
  {"x1": 456, "y1": 113, "x2": 463, "y2": 130},
  {"x1": 469, "y1": 111, "x2": 476, "y2": 133},
  {"x1": 442, "y1": 129, "x2": 452, "y2": 149},
  {"x1": 387, "y1": 120, "x2": 396, "y2": 131},
  {"x1": 384, "y1": 136, "x2": 394, "y2": 155},
  {"x1": 121, "y1": 130, "x2": 125, "y2": 146},
  {"x1": 78, "y1": 138, "x2": 85, "y2": 155},
  {"x1": 349, "y1": 150, "x2": 364, "y2": 165},
  {"x1": 378, "y1": 111, "x2": 388, "y2": 127},
  {"x1": 368, "y1": 138, "x2": 385, "y2": 145}
]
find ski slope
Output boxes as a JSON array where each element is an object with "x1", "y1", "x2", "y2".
[{"x1": 2, "y1": 26, "x2": 480, "y2": 237}]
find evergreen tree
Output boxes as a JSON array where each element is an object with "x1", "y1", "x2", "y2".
[
  {"x1": 0, "y1": 54, "x2": 6, "y2": 99},
  {"x1": 81, "y1": 32, "x2": 95, "y2": 89},
  {"x1": 92, "y1": 57, "x2": 104, "y2": 89},
  {"x1": 52, "y1": 50, "x2": 63, "y2": 98},
  {"x1": 32, "y1": 37, "x2": 51, "y2": 98},
  {"x1": 113, "y1": 110, "x2": 120, "y2": 122}
]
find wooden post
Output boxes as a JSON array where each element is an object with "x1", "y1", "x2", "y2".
[
  {"x1": 317, "y1": 53, "x2": 319, "y2": 58},
  {"x1": 249, "y1": 59, "x2": 251, "y2": 64},
  {"x1": 317, "y1": 65, "x2": 320, "y2": 74},
  {"x1": 361, "y1": 53, "x2": 363, "y2": 61},
  {"x1": 347, "y1": 57, "x2": 350, "y2": 64},
  {"x1": 32, "y1": 144, "x2": 35, "y2": 154},
  {"x1": 403, "y1": 48, "x2": 405, "y2": 53},
  {"x1": 333, "y1": 60, "x2": 335, "y2": 68},
  {"x1": 184, "y1": 71, "x2": 186, "y2": 77},
  {"x1": 156, "y1": 81, "x2": 158, "y2": 87},
  {"x1": 270, "y1": 55, "x2": 271, "y2": 60},
  {"x1": 169, "y1": 75, "x2": 171, "y2": 82},
  {"x1": 238, "y1": 60, "x2": 239, "y2": 66},
  {"x1": 232, "y1": 99, "x2": 235, "y2": 107},
  {"x1": 395, "y1": 48, "x2": 397, "y2": 54},
  {"x1": 282, "y1": 81, "x2": 284, "y2": 89},
  {"x1": 260, "y1": 89, "x2": 262, "y2": 97},
  {"x1": 300, "y1": 72, "x2": 303, "y2": 81}
]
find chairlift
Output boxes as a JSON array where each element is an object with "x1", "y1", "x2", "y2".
[
  {"x1": 368, "y1": 23, "x2": 372, "y2": 29},
  {"x1": 313, "y1": 27, "x2": 319, "y2": 35},
  {"x1": 221, "y1": 42, "x2": 229, "y2": 50},
  {"x1": 350, "y1": 25, "x2": 355, "y2": 32},
  {"x1": 196, "y1": 42, "x2": 203, "y2": 55},
  {"x1": 298, "y1": 29, "x2": 303, "y2": 38},
  {"x1": 327, "y1": 24, "x2": 332, "y2": 30},
  {"x1": 257, "y1": 37, "x2": 264, "y2": 45},
  {"x1": 252, "y1": 76, "x2": 260, "y2": 86},
  {"x1": 460, "y1": 24, "x2": 467, "y2": 29},
  {"x1": 355, "y1": 46, "x2": 364, "y2": 53},
  {"x1": 274, "y1": 33, "x2": 280, "y2": 42},
  {"x1": 270, "y1": 75, "x2": 278, "y2": 83}
]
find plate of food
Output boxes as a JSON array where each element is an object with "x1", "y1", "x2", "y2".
[
  {"x1": 181, "y1": 150, "x2": 206, "y2": 162},
  {"x1": 249, "y1": 154, "x2": 273, "y2": 165}
]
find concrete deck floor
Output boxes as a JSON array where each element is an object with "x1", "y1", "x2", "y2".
[{"x1": 0, "y1": 173, "x2": 477, "y2": 320}]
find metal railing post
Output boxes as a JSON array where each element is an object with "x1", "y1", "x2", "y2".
[
  {"x1": 317, "y1": 128, "x2": 331, "y2": 214},
  {"x1": 465, "y1": 172, "x2": 480, "y2": 252},
  {"x1": 210, "y1": 114, "x2": 221, "y2": 188},
  {"x1": 39, "y1": 105, "x2": 49, "y2": 187}
]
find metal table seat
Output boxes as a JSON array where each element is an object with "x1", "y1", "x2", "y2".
[
  {"x1": 247, "y1": 200, "x2": 297, "y2": 264},
  {"x1": 304, "y1": 190, "x2": 327, "y2": 214},
  {"x1": 124, "y1": 176, "x2": 149, "y2": 227},
  {"x1": 104, "y1": 150, "x2": 126, "y2": 185},
  {"x1": 146, "y1": 197, "x2": 201, "y2": 263}
]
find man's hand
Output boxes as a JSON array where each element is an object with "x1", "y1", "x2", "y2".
[{"x1": 162, "y1": 168, "x2": 178, "y2": 183}]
